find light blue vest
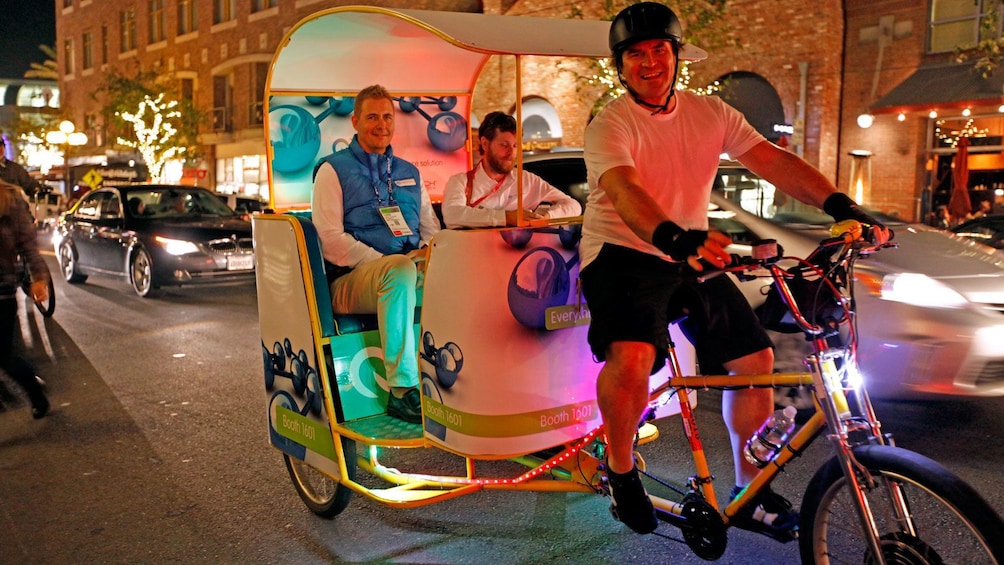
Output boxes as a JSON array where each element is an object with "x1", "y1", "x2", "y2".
[{"x1": 314, "y1": 136, "x2": 422, "y2": 258}]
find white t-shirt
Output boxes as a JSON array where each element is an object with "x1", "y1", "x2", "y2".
[
  {"x1": 442, "y1": 161, "x2": 582, "y2": 228},
  {"x1": 582, "y1": 91, "x2": 764, "y2": 268}
]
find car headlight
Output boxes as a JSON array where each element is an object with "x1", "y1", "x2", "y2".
[
  {"x1": 155, "y1": 236, "x2": 200, "y2": 256},
  {"x1": 880, "y1": 273, "x2": 967, "y2": 309}
]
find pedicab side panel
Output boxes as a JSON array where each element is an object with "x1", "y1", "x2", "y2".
[
  {"x1": 254, "y1": 214, "x2": 340, "y2": 477},
  {"x1": 420, "y1": 228, "x2": 695, "y2": 458}
]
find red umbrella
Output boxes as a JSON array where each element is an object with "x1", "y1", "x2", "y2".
[{"x1": 948, "y1": 136, "x2": 972, "y2": 221}]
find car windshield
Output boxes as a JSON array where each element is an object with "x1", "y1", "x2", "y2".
[
  {"x1": 127, "y1": 188, "x2": 238, "y2": 219},
  {"x1": 713, "y1": 165, "x2": 905, "y2": 227}
]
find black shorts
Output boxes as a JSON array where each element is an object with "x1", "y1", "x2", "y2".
[{"x1": 579, "y1": 244, "x2": 773, "y2": 375}]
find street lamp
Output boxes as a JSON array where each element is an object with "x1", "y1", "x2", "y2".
[{"x1": 45, "y1": 120, "x2": 88, "y2": 193}]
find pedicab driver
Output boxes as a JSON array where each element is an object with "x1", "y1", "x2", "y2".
[
  {"x1": 581, "y1": 3, "x2": 889, "y2": 536},
  {"x1": 312, "y1": 84, "x2": 441, "y2": 424}
]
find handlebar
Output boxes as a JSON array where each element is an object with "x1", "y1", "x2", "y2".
[
  {"x1": 697, "y1": 221, "x2": 895, "y2": 284},
  {"x1": 695, "y1": 220, "x2": 896, "y2": 338}
]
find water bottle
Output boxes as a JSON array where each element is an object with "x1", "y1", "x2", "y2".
[{"x1": 744, "y1": 405, "x2": 798, "y2": 468}]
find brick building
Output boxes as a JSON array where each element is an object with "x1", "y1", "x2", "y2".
[
  {"x1": 841, "y1": 0, "x2": 1004, "y2": 222},
  {"x1": 53, "y1": 0, "x2": 997, "y2": 221}
]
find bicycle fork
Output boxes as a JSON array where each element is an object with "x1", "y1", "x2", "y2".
[{"x1": 808, "y1": 351, "x2": 915, "y2": 565}]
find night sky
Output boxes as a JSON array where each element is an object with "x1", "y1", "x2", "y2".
[{"x1": 0, "y1": 1, "x2": 56, "y2": 78}]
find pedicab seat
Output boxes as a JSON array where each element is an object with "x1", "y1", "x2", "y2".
[{"x1": 286, "y1": 211, "x2": 417, "y2": 337}]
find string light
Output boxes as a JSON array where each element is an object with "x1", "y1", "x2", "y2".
[
  {"x1": 368, "y1": 428, "x2": 605, "y2": 487},
  {"x1": 933, "y1": 117, "x2": 989, "y2": 147},
  {"x1": 586, "y1": 59, "x2": 720, "y2": 99}
]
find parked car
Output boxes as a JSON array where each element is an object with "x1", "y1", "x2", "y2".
[
  {"x1": 217, "y1": 193, "x2": 268, "y2": 221},
  {"x1": 951, "y1": 214, "x2": 1004, "y2": 249},
  {"x1": 31, "y1": 189, "x2": 67, "y2": 232},
  {"x1": 52, "y1": 185, "x2": 256, "y2": 297},
  {"x1": 523, "y1": 151, "x2": 1004, "y2": 400}
]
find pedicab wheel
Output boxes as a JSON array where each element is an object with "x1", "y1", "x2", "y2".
[
  {"x1": 799, "y1": 444, "x2": 1004, "y2": 564},
  {"x1": 283, "y1": 437, "x2": 356, "y2": 518}
]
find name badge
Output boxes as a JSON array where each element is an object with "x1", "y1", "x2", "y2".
[
  {"x1": 395, "y1": 178, "x2": 417, "y2": 187},
  {"x1": 379, "y1": 205, "x2": 414, "y2": 237}
]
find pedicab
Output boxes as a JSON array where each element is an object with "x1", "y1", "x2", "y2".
[
  {"x1": 253, "y1": 7, "x2": 1004, "y2": 562},
  {"x1": 255, "y1": 5, "x2": 695, "y2": 512}
]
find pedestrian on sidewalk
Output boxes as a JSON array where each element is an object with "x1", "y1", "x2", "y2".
[{"x1": 0, "y1": 179, "x2": 50, "y2": 419}]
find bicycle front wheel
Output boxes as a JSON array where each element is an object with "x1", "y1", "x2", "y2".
[{"x1": 800, "y1": 444, "x2": 1004, "y2": 564}]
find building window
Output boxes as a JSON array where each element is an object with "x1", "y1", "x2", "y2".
[
  {"x1": 120, "y1": 8, "x2": 137, "y2": 53},
  {"x1": 930, "y1": 0, "x2": 1003, "y2": 53},
  {"x1": 101, "y1": 24, "x2": 109, "y2": 64},
  {"x1": 64, "y1": 39, "x2": 75, "y2": 75},
  {"x1": 252, "y1": 0, "x2": 277, "y2": 12},
  {"x1": 249, "y1": 63, "x2": 267, "y2": 125},
  {"x1": 178, "y1": 0, "x2": 198, "y2": 35},
  {"x1": 85, "y1": 113, "x2": 104, "y2": 147},
  {"x1": 180, "y1": 77, "x2": 195, "y2": 103},
  {"x1": 213, "y1": 74, "x2": 233, "y2": 132},
  {"x1": 149, "y1": 0, "x2": 166, "y2": 43},
  {"x1": 63, "y1": 0, "x2": 72, "y2": 8},
  {"x1": 213, "y1": 0, "x2": 236, "y2": 25},
  {"x1": 82, "y1": 32, "x2": 94, "y2": 70}
]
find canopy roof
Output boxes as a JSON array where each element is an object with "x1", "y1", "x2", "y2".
[
  {"x1": 269, "y1": 7, "x2": 613, "y2": 95},
  {"x1": 871, "y1": 63, "x2": 1004, "y2": 114}
]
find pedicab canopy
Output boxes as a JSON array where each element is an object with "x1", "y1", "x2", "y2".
[{"x1": 264, "y1": 6, "x2": 611, "y2": 211}]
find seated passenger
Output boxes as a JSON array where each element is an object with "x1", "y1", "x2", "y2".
[
  {"x1": 127, "y1": 197, "x2": 145, "y2": 216},
  {"x1": 442, "y1": 112, "x2": 582, "y2": 228},
  {"x1": 312, "y1": 84, "x2": 440, "y2": 425}
]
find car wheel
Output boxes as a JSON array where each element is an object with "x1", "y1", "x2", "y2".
[
  {"x1": 130, "y1": 248, "x2": 158, "y2": 297},
  {"x1": 59, "y1": 241, "x2": 87, "y2": 283}
]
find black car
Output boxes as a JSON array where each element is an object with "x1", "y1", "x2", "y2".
[
  {"x1": 217, "y1": 193, "x2": 269, "y2": 221},
  {"x1": 53, "y1": 185, "x2": 255, "y2": 297},
  {"x1": 951, "y1": 214, "x2": 1004, "y2": 249}
]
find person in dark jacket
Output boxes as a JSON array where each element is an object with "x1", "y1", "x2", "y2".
[
  {"x1": 0, "y1": 180, "x2": 50, "y2": 419},
  {"x1": 0, "y1": 138, "x2": 46, "y2": 198}
]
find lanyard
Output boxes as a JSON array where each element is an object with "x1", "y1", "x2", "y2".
[
  {"x1": 368, "y1": 153, "x2": 395, "y2": 204},
  {"x1": 465, "y1": 161, "x2": 506, "y2": 208}
]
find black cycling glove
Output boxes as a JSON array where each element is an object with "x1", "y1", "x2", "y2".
[
  {"x1": 822, "y1": 192, "x2": 883, "y2": 228},
  {"x1": 652, "y1": 221, "x2": 708, "y2": 262}
]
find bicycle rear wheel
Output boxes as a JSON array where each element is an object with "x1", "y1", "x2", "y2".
[
  {"x1": 283, "y1": 437, "x2": 356, "y2": 518},
  {"x1": 800, "y1": 444, "x2": 1004, "y2": 564}
]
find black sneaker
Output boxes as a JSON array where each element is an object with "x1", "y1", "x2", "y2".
[
  {"x1": 607, "y1": 466, "x2": 658, "y2": 534},
  {"x1": 729, "y1": 485, "x2": 799, "y2": 541},
  {"x1": 30, "y1": 394, "x2": 50, "y2": 419},
  {"x1": 387, "y1": 388, "x2": 422, "y2": 424}
]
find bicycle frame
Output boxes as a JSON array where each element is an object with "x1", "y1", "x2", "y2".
[{"x1": 641, "y1": 233, "x2": 905, "y2": 561}]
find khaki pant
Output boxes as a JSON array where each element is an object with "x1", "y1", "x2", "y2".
[{"x1": 329, "y1": 254, "x2": 419, "y2": 389}]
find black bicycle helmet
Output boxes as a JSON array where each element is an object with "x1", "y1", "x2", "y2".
[
  {"x1": 609, "y1": 2, "x2": 707, "y2": 62},
  {"x1": 609, "y1": 2, "x2": 683, "y2": 57}
]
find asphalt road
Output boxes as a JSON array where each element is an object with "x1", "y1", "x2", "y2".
[{"x1": 2, "y1": 249, "x2": 1003, "y2": 564}]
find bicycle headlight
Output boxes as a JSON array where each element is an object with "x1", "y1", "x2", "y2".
[
  {"x1": 155, "y1": 236, "x2": 200, "y2": 256},
  {"x1": 880, "y1": 273, "x2": 967, "y2": 309}
]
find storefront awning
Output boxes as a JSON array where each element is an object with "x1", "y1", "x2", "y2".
[{"x1": 870, "y1": 63, "x2": 1004, "y2": 114}]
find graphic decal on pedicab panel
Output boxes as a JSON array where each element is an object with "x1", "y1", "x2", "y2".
[
  {"x1": 420, "y1": 228, "x2": 695, "y2": 457},
  {"x1": 267, "y1": 94, "x2": 469, "y2": 210},
  {"x1": 263, "y1": 338, "x2": 337, "y2": 463},
  {"x1": 326, "y1": 326, "x2": 422, "y2": 422}
]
